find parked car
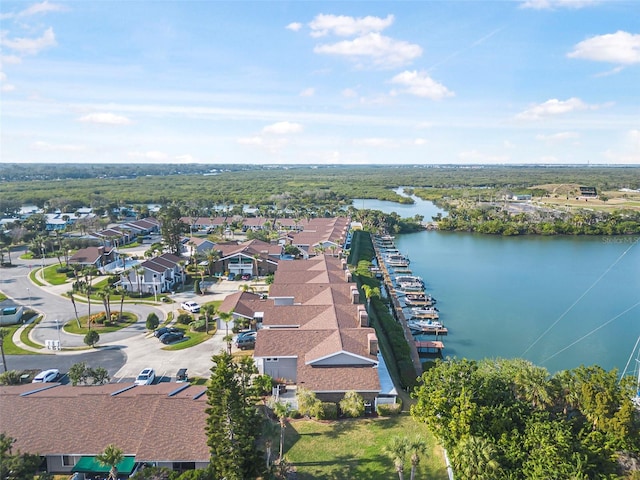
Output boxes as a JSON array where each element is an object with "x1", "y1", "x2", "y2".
[
  {"x1": 228, "y1": 273, "x2": 235, "y2": 281},
  {"x1": 241, "y1": 273, "x2": 251, "y2": 280},
  {"x1": 154, "y1": 326, "x2": 182, "y2": 338},
  {"x1": 237, "y1": 330, "x2": 256, "y2": 340},
  {"x1": 32, "y1": 369, "x2": 59, "y2": 383},
  {"x1": 134, "y1": 368, "x2": 155, "y2": 385},
  {"x1": 176, "y1": 368, "x2": 188, "y2": 383},
  {"x1": 159, "y1": 331, "x2": 184, "y2": 344},
  {"x1": 181, "y1": 301, "x2": 200, "y2": 313},
  {"x1": 234, "y1": 336, "x2": 256, "y2": 350}
]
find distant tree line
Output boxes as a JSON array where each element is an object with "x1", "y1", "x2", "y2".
[{"x1": 436, "y1": 203, "x2": 640, "y2": 236}]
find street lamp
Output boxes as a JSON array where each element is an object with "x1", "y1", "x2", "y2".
[
  {"x1": 26, "y1": 287, "x2": 31, "y2": 311},
  {"x1": 153, "y1": 274, "x2": 158, "y2": 302},
  {"x1": 41, "y1": 247, "x2": 45, "y2": 271},
  {"x1": 55, "y1": 319, "x2": 61, "y2": 349}
]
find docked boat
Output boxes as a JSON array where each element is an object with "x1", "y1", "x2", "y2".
[
  {"x1": 407, "y1": 319, "x2": 447, "y2": 334},
  {"x1": 395, "y1": 275, "x2": 423, "y2": 285},
  {"x1": 410, "y1": 307, "x2": 440, "y2": 319},
  {"x1": 385, "y1": 252, "x2": 410, "y2": 266},
  {"x1": 404, "y1": 293, "x2": 436, "y2": 307}
]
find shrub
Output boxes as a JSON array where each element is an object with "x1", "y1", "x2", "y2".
[
  {"x1": 296, "y1": 387, "x2": 322, "y2": 418},
  {"x1": 146, "y1": 312, "x2": 160, "y2": 330},
  {"x1": 177, "y1": 313, "x2": 193, "y2": 324},
  {"x1": 376, "y1": 402, "x2": 402, "y2": 416},
  {"x1": 339, "y1": 390, "x2": 365, "y2": 418},
  {"x1": 289, "y1": 409, "x2": 302, "y2": 419},
  {"x1": 316, "y1": 402, "x2": 338, "y2": 420},
  {"x1": 252, "y1": 374, "x2": 273, "y2": 396},
  {"x1": 84, "y1": 330, "x2": 100, "y2": 347},
  {"x1": 191, "y1": 319, "x2": 206, "y2": 332},
  {"x1": 193, "y1": 279, "x2": 201, "y2": 295},
  {"x1": 0, "y1": 370, "x2": 23, "y2": 385},
  {"x1": 56, "y1": 266, "x2": 70, "y2": 274}
]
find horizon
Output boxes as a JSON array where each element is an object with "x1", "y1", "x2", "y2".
[{"x1": 1, "y1": 1, "x2": 638, "y2": 165}]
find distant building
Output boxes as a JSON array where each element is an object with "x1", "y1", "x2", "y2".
[{"x1": 579, "y1": 186, "x2": 598, "y2": 198}]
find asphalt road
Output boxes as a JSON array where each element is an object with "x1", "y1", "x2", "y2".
[{"x1": 1, "y1": 246, "x2": 242, "y2": 381}]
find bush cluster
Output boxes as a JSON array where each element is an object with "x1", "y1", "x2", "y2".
[{"x1": 376, "y1": 402, "x2": 402, "y2": 417}]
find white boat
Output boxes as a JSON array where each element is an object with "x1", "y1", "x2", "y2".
[
  {"x1": 395, "y1": 275, "x2": 423, "y2": 285},
  {"x1": 411, "y1": 307, "x2": 439, "y2": 315},
  {"x1": 407, "y1": 319, "x2": 445, "y2": 331}
]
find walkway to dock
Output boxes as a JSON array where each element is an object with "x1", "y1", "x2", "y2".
[{"x1": 372, "y1": 236, "x2": 424, "y2": 376}]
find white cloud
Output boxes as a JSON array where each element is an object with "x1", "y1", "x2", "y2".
[
  {"x1": 309, "y1": 14, "x2": 394, "y2": 38},
  {"x1": 32, "y1": 141, "x2": 85, "y2": 152},
  {"x1": 0, "y1": 71, "x2": 15, "y2": 92},
  {"x1": 390, "y1": 71, "x2": 454, "y2": 100},
  {"x1": 568, "y1": 31, "x2": 640, "y2": 65},
  {"x1": 0, "y1": 55, "x2": 22, "y2": 65},
  {"x1": 414, "y1": 138, "x2": 428, "y2": 146},
  {"x1": 0, "y1": 27, "x2": 56, "y2": 55},
  {"x1": 630, "y1": 129, "x2": 640, "y2": 141},
  {"x1": 516, "y1": 98, "x2": 593, "y2": 120},
  {"x1": 19, "y1": 1, "x2": 67, "y2": 16},
  {"x1": 79, "y1": 112, "x2": 132, "y2": 125},
  {"x1": 503, "y1": 140, "x2": 516, "y2": 149},
  {"x1": 128, "y1": 151, "x2": 169, "y2": 161},
  {"x1": 536, "y1": 132, "x2": 580, "y2": 142},
  {"x1": 341, "y1": 88, "x2": 358, "y2": 98},
  {"x1": 286, "y1": 22, "x2": 303, "y2": 32},
  {"x1": 520, "y1": 0, "x2": 600, "y2": 9},
  {"x1": 175, "y1": 154, "x2": 196, "y2": 163},
  {"x1": 262, "y1": 121, "x2": 303, "y2": 134},
  {"x1": 299, "y1": 87, "x2": 315, "y2": 97},
  {"x1": 353, "y1": 137, "x2": 395, "y2": 148},
  {"x1": 415, "y1": 122, "x2": 434, "y2": 129},
  {"x1": 314, "y1": 33, "x2": 422, "y2": 69},
  {"x1": 1, "y1": 1, "x2": 67, "y2": 19},
  {"x1": 237, "y1": 136, "x2": 264, "y2": 146}
]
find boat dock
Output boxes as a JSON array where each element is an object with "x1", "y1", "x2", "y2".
[{"x1": 373, "y1": 234, "x2": 446, "y2": 368}]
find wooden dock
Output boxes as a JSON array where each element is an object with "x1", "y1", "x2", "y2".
[{"x1": 415, "y1": 340, "x2": 445, "y2": 355}]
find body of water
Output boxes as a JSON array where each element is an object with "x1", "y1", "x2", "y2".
[{"x1": 355, "y1": 194, "x2": 640, "y2": 374}]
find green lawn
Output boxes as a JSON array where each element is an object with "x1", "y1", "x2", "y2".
[
  {"x1": 1, "y1": 324, "x2": 36, "y2": 355},
  {"x1": 284, "y1": 413, "x2": 448, "y2": 480},
  {"x1": 63, "y1": 312, "x2": 137, "y2": 334},
  {"x1": 161, "y1": 329, "x2": 215, "y2": 351},
  {"x1": 43, "y1": 264, "x2": 72, "y2": 285}
]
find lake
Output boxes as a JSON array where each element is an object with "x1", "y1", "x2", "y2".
[{"x1": 354, "y1": 196, "x2": 640, "y2": 374}]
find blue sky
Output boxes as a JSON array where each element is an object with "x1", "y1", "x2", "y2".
[{"x1": 1, "y1": 0, "x2": 638, "y2": 165}]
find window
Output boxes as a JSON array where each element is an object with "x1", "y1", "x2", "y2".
[
  {"x1": 61, "y1": 455, "x2": 76, "y2": 467},
  {"x1": 266, "y1": 358, "x2": 279, "y2": 362}
]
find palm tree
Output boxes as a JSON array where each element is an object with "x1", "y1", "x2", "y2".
[
  {"x1": 67, "y1": 290, "x2": 81, "y2": 329},
  {"x1": 383, "y1": 435, "x2": 409, "y2": 480},
  {"x1": 116, "y1": 286, "x2": 127, "y2": 321},
  {"x1": 452, "y1": 435, "x2": 500, "y2": 480},
  {"x1": 98, "y1": 286, "x2": 113, "y2": 323},
  {"x1": 407, "y1": 436, "x2": 427, "y2": 480},
  {"x1": 218, "y1": 310, "x2": 234, "y2": 354},
  {"x1": 262, "y1": 419, "x2": 279, "y2": 469},
  {"x1": 96, "y1": 444, "x2": 124, "y2": 480},
  {"x1": 271, "y1": 400, "x2": 292, "y2": 461},
  {"x1": 203, "y1": 304, "x2": 215, "y2": 334}
]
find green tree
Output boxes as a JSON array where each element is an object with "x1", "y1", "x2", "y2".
[
  {"x1": 451, "y1": 435, "x2": 501, "y2": 480},
  {"x1": 217, "y1": 310, "x2": 234, "y2": 354},
  {"x1": 383, "y1": 435, "x2": 409, "y2": 480},
  {"x1": 84, "y1": 329, "x2": 100, "y2": 348},
  {"x1": 206, "y1": 351, "x2": 263, "y2": 480},
  {"x1": 67, "y1": 290, "x2": 81, "y2": 329},
  {"x1": 68, "y1": 362, "x2": 90, "y2": 385},
  {"x1": 96, "y1": 444, "x2": 124, "y2": 480},
  {"x1": 146, "y1": 312, "x2": 160, "y2": 330},
  {"x1": 339, "y1": 390, "x2": 365, "y2": 418},
  {"x1": 295, "y1": 387, "x2": 322, "y2": 418},
  {"x1": 269, "y1": 400, "x2": 292, "y2": 462},
  {"x1": 116, "y1": 286, "x2": 127, "y2": 321},
  {"x1": 159, "y1": 203, "x2": 186, "y2": 256},
  {"x1": 90, "y1": 366, "x2": 110, "y2": 385}
]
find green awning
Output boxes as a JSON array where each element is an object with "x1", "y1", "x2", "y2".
[{"x1": 72, "y1": 456, "x2": 136, "y2": 474}]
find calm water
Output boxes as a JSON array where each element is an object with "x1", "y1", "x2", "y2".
[{"x1": 355, "y1": 196, "x2": 640, "y2": 374}]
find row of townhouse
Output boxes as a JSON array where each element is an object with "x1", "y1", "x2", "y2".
[{"x1": 218, "y1": 253, "x2": 398, "y2": 407}]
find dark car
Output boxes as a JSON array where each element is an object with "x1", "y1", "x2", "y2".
[
  {"x1": 241, "y1": 273, "x2": 251, "y2": 280},
  {"x1": 234, "y1": 336, "x2": 256, "y2": 350},
  {"x1": 154, "y1": 327, "x2": 182, "y2": 338},
  {"x1": 159, "y1": 332, "x2": 184, "y2": 344}
]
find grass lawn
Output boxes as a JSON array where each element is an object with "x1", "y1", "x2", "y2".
[
  {"x1": 1, "y1": 324, "x2": 36, "y2": 355},
  {"x1": 29, "y1": 268, "x2": 45, "y2": 287},
  {"x1": 43, "y1": 264, "x2": 72, "y2": 285},
  {"x1": 0, "y1": 292, "x2": 6, "y2": 301},
  {"x1": 161, "y1": 329, "x2": 214, "y2": 351},
  {"x1": 63, "y1": 312, "x2": 137, "y2": 334},
  {"x1": 284, "y1": 413, "x2": 448, "y2": 480}
]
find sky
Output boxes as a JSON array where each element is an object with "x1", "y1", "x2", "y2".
[{"x1": 0, "y1": 0, "x2": 638, "y2": 165}]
